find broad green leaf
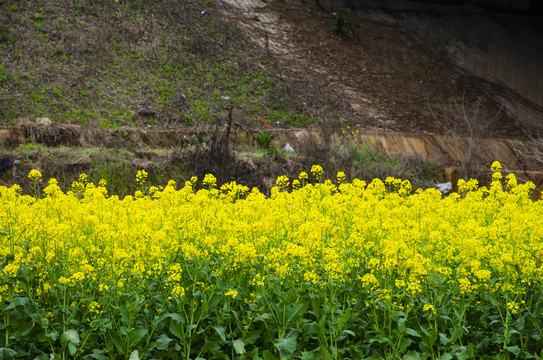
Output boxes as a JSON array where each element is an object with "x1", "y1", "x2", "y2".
[
  {"x1": 337, "y1": 308, "x2": 351, "y2": 329},
  {"x1": 262, "y1": 350, "x2": 276, "y2": 360},
  {"x1": 109, "y1": 331, "x2": 124, "y2": 353},
  {"x1": 450, "y1": 326, "x2": 465, "y2": 342},
  {"x1": 155, "y1": 334, "x2": 174, "y2": 350},
  {"x1": 162, "y1": 312, "x2": 184, "y2": 323},
  {"x1": 287, "y1": 302, "x2": 308, "y2": 323},
  {"x1": 243, "y1": 330, "x2": 262, "y2": 345},
  {"x1": 439, "y1": 354, "x2": 453, "y2": 360},
  {"x1": 514, "y1": 316, "x2": 525, "y2": 331},
  {"x1": 128, "y1": 328, "x2": 148, "y2": 347},
  {"x1": 301, "y1": 347, "x2": 333, "y2": 360},
  {"x1": 199, "y1": 340, "x2": 220, "y2": 354},
  {"x1": 505, "y1": 346, "x2": 521, "y2": 356},
  {"x1": 419, "y1": 325, "x2": 430, "y2": 337},
  {"x1": 169, "y1": 320, "x2": 184, "y2": 340},
  {"x1": 186, "y1": 324, "x2": 197, "y2": 333},
  {"x1": 404, "y1": 351, "x2": 422, "y2": 360},
  {"x1": 21, "y1": 321, "x2": 35, "y2": 336},
  {"x1": 317, "y1": 315, "x2": 327, "y2": 343},
  {"x1": 68, "y1": 342, "x2": 78, "y2": 356},
  {"x1": 258, "y1": 313, "x2": 273, "y2": 321},
  {"x1": 119, "y1": 306, "x2": 129, "y2": 324},
  {"x1": 0, "y1": 348, "x2": 17, "y2": 359},
  {"x1": 5, "y1": 297, "x2": 30, "y2": 310},
  {"x1": 454, "y1": 347, "x2": 471, "y2": 360},
  {"x1": 61, "y1": 330, "x2": 80, "y2": 346},
  {"x1": 439, "y1": 333, "x2": 449, "y2": 345},
  {"x1": 271, "y1": 303, "x2": 283, "y2": 323},
  {"x1": 83, "y1": 354, "x2": 108, "y2": 360},
  {"x1": 397, "y1": 317, "x2": 406, "y2": 330},
  {"x1": 274, "y1": 336, "x2": 297, "y2": 360},
  {"x1": 213, "y1": 325, "x2": 226, "y2": 341},
  {"x1": 233, "y1": 339, "x2": 246, "y2": 354},
  {"x1": 46, "y1": 331, "x2": 59, "y2": 342},
  {"x1": 397, "y1": 338, "x2": 413, "y2": 353},
  {"x1": 129, "y1": 350, "x2": 140, "y2": 360},
  {"x1": 406, "y1": 328, "x2": 421, "y2": 337}
]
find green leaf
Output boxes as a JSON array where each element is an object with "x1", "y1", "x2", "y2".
[
  {"x1": 199, "y1": 340, "x2": 219, "y2": 354},
  {"x1": 46, "y1": 331, "x2": 59, "y2": 342},
  {"x1": 317, "y1": 315, "x2": 327, "y2": 343},
  {"x1": 439, "y1": 333, "x2": 450, "y2": 345},
  {"x1": 61, "y1": 330, "x2": 81, "y2": 347},
  {"x1": 404, "y1": 351, "x2": 422, "y2": 360},
  {"x1": 155, "y1": 334, "x2": 174, "y2": 350},
  {"x1": 454, "y1": 347, "x2": 471, "y2": 360},
  {"x1": 120, "y1": 306, "x2": 129, "y2": 324},
  {"x1": 0, "y1": 348, "x2": 17, "y2": 359},
  {"x1": 213, "y1": 325, "x2": 226, "y2": 341},
  {"x1": 406, "y1": 328, "x2": 421, "y2": 337},
  {"x1": 317, "y1": 347, "x2": 333, "y2": 360},
  {"x1": 108, "y1": 331, "x2": 124, "y2": 353},
  {"x1": 287, "y1": 302, "x2": 308, "y2": 323},
  {"x1": 5, "y1": 297, "x2": 30, "y2": 310},
  {"x1": 452, "y1": 326, "x2": 467, "y2": 343},
  {"x1": 83, "y1": 354, "x2": 108, "y2": 360},
  {"x1": 397, "y1": 338, "x2": 413, "y2": 354},
  {"x1": 129, "y1": 350, "x2": 140, "y2": 360},
  {"x1": 505, "y1": 346, "x2": 521, "y2": 356},
  {"x1": 233, "y1": 339, "x2": 246, "y2": 354},
  {"x1": 169, "y1": 320, "x2": 184, "y2": 340},
  {"x1": 439, "y1": 353, "x2": 453, "y2": 360},
  {"x1": 262, "y1": 350, "x2": 276, "y2": 360},
  {"x1": 21, "y1": 321, "x2": 35, "y2": 336},
  {"x1": 128, "y1": 328, "x2": 148, "y2": 347},
  {"x1": 68, "y1": 342, "x2": 78, "y2": 356},
  {"x1": 258, "y1": 312, "x2": 273, "y2": 321},
  {"x1": 337, "y1": 308, "x2": 351, "y2": 330},
  {"x1": 397, "y1": 317, "x2": 406, "y2": 331},
  {"x1": 243, "y1": 330, "x2": 262, "y2": 345},
  {"x1": 162, "y1": 312, "x2": 184, "y2": 323},
  {"x1": 274, "y1": 336, "x2": 297, "y2": 360}
]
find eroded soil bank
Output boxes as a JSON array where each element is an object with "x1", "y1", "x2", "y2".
[{"x1": 2, "y1": 122, "x2": 542, "y2": 196}]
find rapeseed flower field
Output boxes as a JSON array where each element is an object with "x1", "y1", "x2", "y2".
[{"x1": 0, "y1": 162, "x2": 542, "y2": 359}]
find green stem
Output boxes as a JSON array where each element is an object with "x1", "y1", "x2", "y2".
[
  {"x1": 63, "y1": 285, "x2": 67, "y2": 334},
  {"x1": 4, "y1": 314, "x2": 8, "y2": 347}
]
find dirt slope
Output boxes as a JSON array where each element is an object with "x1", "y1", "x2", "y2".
[{"x1": 222, "y1": 0, "x2": 543, "y2": 136}]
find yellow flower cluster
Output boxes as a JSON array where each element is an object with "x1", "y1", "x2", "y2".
[
  {"x1": 28, "y1": 169, "x2": 42, "y2": 181},
  {"x1": 135, "y1": 169, "x2": 148, "y2": 185},
  {"x1": 225, "y1": 289, "x2": 238, "y2": 299},
  {"x1": 0, "y1": 163, "x2": 541, "y2": 309}
]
